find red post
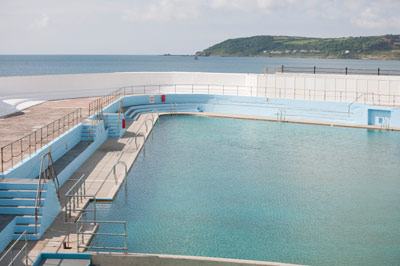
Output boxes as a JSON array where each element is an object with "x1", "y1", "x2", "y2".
[
  {"x1": 161, "y1": 94, "x2": 166, "y2": 102},
  {"x1": 122, "y1": 119, "x2": 126, "y2": 129}
]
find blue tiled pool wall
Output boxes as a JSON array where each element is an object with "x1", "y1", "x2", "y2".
[{"x1": 121, "y1": 94, "x2": 400, "y2": 127}]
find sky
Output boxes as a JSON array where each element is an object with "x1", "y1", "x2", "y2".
[{"x1": 0, "y1": 0, "x2": 399, "y2": 55}]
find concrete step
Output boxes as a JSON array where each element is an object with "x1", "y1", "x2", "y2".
[
  {"x1": 16, "y1": 215, "x2": 42, "y2": 224},
  {"x1": 0, "y1": 206, "x2": 42, "y2": 215},
  {"x1": 15, "y1": 224, "x2": 41, "y2": 234},
  {"x1": 0, "y1": 198, "x2": 45, "y2": 206},
  {"x1": 80, "y1": 132, "x2": 97, "y2": 137},
  {"x1": 0, "y1": 189, "x2": 46, "y2": 198},
  {"x1": 0, "y1": 182, "x2": 45, "y2": 190},
  {"x1": 12, "y1": 232, "x2": 41, "y2": 241}
]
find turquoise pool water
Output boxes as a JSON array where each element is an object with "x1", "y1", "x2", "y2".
[{"x1": 90, "y1": 116, "x2": 400, "y2": 266}]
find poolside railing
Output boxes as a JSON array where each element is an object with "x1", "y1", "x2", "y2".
[
  {"x1": 64, "y1": 174, "x2": 97, "y2": 222},
  {"x1": 0, "y1": 108, "x2": 83, "y2": 174},
  {"x1": 0, "y1": 230, "x2": 28, "y2": 266},
  {"x1": 76, "y1": 219, "x2": 128, "y2": 253},
  {"x1": 94, "y1": 83, "x2": 400, "y2": 108},
  {"x1": 277, "y1": 65, "x2": 400, "y2": 76}
]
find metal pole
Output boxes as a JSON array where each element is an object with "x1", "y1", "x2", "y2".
[
  {"x1": 25, "y1": 231, "x2": 28, "y2": 265},
  {"x1": 124, "y1": 223, "x2": 127, "y2": 253},
  {"x1": 1, "y1": 147, "x2": 3, "y2": 173},
  {"x1": 29, "y1": 135, "x2": 31, "y2": 156},
  {"x1": 94, "y1": 198, "x2": 97, "y2": 222},
  {"x1": 76, "y1": 222, "x2": 79, "y2": 252},
  {"x1": 11, "y1": 143, "x2": 13, "y2": 168},
  {"x1": 20, "y1": 139, "x2": 23, "y2": 162}
]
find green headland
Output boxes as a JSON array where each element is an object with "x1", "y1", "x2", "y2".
[{"x1": 196, "y1": 34, "x2": 400, "y2": 60}]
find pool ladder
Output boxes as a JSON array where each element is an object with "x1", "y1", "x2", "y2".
[
  {"x1": 276, "y1": 108, "x2": 286, "y2": 121},
  {"x1": 170, "y1": 103, "x2": 178, "y2": 115},
  {"x1": 381, "y1": 117, "x2": 390, "y2": 130}
]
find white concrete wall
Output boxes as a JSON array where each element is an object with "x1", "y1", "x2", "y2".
[
  {"x1": 1, "y1": 72, "x2": 399, "y2": 117},
  {"x1": 261, "y1": 73, "x2": 400, "y2": 105},
  {"x1": 0, "y1": 72, "x2": 253, "y2": 101}
]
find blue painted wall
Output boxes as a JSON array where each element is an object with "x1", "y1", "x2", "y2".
[
  {"x1": 0, "y1": 217, "x2": 16, "y2": 253},
  {"x1": 40, "y1": 180, "x2": 62, "y2": 236},
  {"x1": 58, "y1": 121, "x2": 108, "y2": 186},
  {"x1": 0, "y1": 125, "x2": 82, "y2": 179},
  {"x1": 121, "y1": 94, "x2": 400, "y2": 128}
]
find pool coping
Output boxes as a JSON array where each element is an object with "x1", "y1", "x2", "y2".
[{"x1": 172, "y1": 111, "x2": 400, "y2": 131}]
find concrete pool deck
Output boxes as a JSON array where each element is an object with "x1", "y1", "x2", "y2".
[
  {"x1": 0, "y1": 98, "x2": 95, "y2": 148},
  {"x1": 17, "y1": 113, "x2": 157, "y2": 262}
]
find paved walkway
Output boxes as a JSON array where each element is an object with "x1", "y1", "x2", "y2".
[
  {"x1": 21, "y1": 113, "x2": 157, "y2": 264},
  {"x1": 0, "y1": 98, "x2": 96, "y2": 174}
]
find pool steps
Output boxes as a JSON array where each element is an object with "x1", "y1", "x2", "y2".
[
  {"x1": 0, "y1": 123, "x2": 105, "y2": 242},
  {"x1": 0, "y1": 181, "x2": 46, "y2": 239},
  {"x1": 124, "y1": 102, "x2": 353, "y2": 124}
]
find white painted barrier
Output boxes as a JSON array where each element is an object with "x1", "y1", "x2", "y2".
[{"x1": 1, "y1": 72, "x2": 399, "y2": 117}]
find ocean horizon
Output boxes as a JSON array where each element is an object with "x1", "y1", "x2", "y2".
[{"x1": 0, "y1": 54, "x2": 399, "y2": 77}]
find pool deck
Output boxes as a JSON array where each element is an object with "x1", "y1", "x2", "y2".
[
  {"x1": 0, "y1": 97, "x2": 95, "y2": 148},
  {"x1": 19, "y1": 112, "x2": 157, "y2": 262}
]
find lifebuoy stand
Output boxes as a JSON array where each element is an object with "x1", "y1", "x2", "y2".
[
  {"x1": 162, "y1": 94, "x2": 166, "y2": 102},
  {"x1": 122, "y1": 118, "x2": 126, "y2": 129}
]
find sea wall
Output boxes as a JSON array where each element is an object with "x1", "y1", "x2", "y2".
[{"x1": 1, "y1": 72, "x2": 399, "y2": 117}]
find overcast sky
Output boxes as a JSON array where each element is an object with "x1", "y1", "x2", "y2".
[{"x1": 1, "y1": 0, "x2": 399, "y2": 55}]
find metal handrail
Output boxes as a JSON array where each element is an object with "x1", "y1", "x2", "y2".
[
  {"x1": 34, "y1": 149, "x2": 60, "y2": 234},
  {"x1": 347, "y1": 93, "x2": 365, "y2": 117},
  {"x1": 64, "y1": 174, "x2": 95, "y2": 222},
  {"x1": 0, "y1": 230, "x2": 28, "y2": 266},
  {"x1": 113, "y1": 161, "x2": 128, "y2": 184},
  {"x1": 279, "y1": 65, "x2": 400, "y2": 76},
  {"x1": 77, "y1": 219, "x2": 127, "y2": 253},
  {"x1": 134, "y1": 132, "x2": 146, "y2": 150},
  {"x1": 1, "y1": 108, "x2": 82, "y2": 173}
]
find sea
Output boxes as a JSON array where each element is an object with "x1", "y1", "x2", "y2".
[{"x1": 0, "y1": 55, "x2": 399, "y2": 77}]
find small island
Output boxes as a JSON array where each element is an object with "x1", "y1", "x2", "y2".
[{"x1": 196, "y1": 34, "x2": 400, "y2": 60}]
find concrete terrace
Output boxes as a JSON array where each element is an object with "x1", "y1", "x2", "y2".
[
  {"x1": 0, "y1": 97, "x2": 94, "y2": 148},
  {"x1": 0, "y1": 103, "x2": 157, "y2": 264}
]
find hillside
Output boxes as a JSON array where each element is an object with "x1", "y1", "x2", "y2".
[{"x1": 196, "y1": 35, "x2": 400, "y2": 60}]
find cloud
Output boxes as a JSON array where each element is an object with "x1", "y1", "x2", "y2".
[
  {"x1": 121, "y1": 0, "x2": 300, "y2": 21},
  {"x1": 121, "y1": 0, "x2": 203, "y2": 22},
  {"x1": 29, "y1": 14, "x2": 49, "y2": 30},
  {"x1": 349, "y1": 3, "x2": 400, "y2": 30}
]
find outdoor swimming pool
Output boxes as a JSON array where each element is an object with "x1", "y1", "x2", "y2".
[{"x1": 89, "y1": 115, "x2": 400, "y2": 266}]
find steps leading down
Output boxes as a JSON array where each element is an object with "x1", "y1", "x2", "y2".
[{"x1": 0, "y1": 179, "x2": 47, "y2": 240}]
